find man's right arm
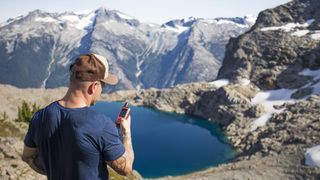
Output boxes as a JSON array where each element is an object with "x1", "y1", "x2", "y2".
[
  {"x1": 107, "y1": 116, "x2": 134, "y2": 176},
  {"x1": 107, "y1": 131, "x2": 134, "y2": 176},
  {"x1": 22, "y1": 111, "x2": 46, "y2": 175},
  {"x1": 22, "y1": 145, "x2": 46, "y2": 175}
]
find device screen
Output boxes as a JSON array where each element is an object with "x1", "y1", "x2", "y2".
[{"x1": 119, "y1": 109, "x2": 128, "y2": 117}]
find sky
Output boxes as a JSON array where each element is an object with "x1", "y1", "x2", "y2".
[{"x1": 1, "y1": 0, "x2": 292, "y2": 24}]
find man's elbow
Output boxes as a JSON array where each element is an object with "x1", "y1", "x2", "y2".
[
  {"x1": 116, "y1": 165, "x2": 132, "y2": 176},
  {"x1": 122, "y1": 166, "x2": 133, "y2": 176},
  {"x1": 21, "y1": 155, "x2": 29, "y2": 163}
]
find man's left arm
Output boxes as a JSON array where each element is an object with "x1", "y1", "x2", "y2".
[{"x1": 22, "y1": 145, "x2": 46, "y2": 175}]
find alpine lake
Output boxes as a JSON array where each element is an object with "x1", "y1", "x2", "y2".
[{"x1": 91, "y1": 101, "x2": 235, "y2": 178}]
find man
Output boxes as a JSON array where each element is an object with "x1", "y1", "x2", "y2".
[{"x1": 22, "y1": 54, "x2": 134, "y2": 180}]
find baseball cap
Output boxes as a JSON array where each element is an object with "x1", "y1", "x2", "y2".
[{"x1": 69, "y1": 53, "x2": 118, "y2": 85}]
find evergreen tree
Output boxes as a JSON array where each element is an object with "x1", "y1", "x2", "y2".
[{"x1": 16, "y1": 101, "x2": 40, "y2": 123}]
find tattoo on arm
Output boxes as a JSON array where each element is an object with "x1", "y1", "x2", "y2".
[
  {"x1": 109, "y1": 156, "x2": 127, "y2": 174},
  {"x1": 107, "y1": 132, "x2": 134, "y2": 176}
]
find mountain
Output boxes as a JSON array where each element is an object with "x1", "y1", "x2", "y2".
[{"x1": 0, "y1": 8, "x2": 254, "y2": 91}]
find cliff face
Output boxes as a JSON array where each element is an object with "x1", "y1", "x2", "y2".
[{"x1": 218, "y1": 0, "x2": 320, "y2": 91}]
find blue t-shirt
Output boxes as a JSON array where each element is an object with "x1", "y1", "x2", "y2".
[{"x1": 24, "y1": 101, "x2": 125, "y2": 180}]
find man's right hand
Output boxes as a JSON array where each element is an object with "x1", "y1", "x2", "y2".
[
  {"x1": 108, "y1": 115, "x2": 134, "y2": 176},
  {"x1": 120, "y1": 115, "x2": 131, "y2": 136}
]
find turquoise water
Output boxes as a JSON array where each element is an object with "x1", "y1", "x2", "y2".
[{"x1": 91, "y1": 102, "x2": 235, "y2": 178}]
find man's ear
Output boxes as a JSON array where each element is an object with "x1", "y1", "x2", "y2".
[{"x1": 88, "y1": 82, "x2": 97, "y2": 95}]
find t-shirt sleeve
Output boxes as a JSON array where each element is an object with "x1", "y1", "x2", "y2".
[
  {"x1": 24, "y1": 111, "x2": 40, "y2": 148},
  {"x1": 100, "y1": 118, "x2": 125, "y2": 161}
]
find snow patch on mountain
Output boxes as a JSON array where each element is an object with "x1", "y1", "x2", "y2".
[
  {"x1": 250, "y1": 68, "x2": 320, "y2": 131},
  {"x1": 209, "y1": 79, "x2": 230, "y2": 88},
  {"x1": 181, "y1": 17, "x2": 197, "y2": 24},
  {"x1": 299, "y1": 69, "x2": 320, "y2": 95},
  {"x1": 239, "y1": 78, "x2": 251, "y2": 85},
  {"x1": 160, "y1": 17, "x2": 196, "y2": 34},
  {"x1": 199, "y1": 15, "x2": 256, "y2": 28},
  {"x1": 57, "y1": 56, "x2": 70, "y2": 67},
  {"x1": 41, "y1": 42, "x2": 57, "y2": 88},
  {"x1": 35, "y1": 12, "x2": 96, "y2": 30},
  {"x1": 214, "y1": 19, "x2": 249, "y2": 28},
  {"x1": 300, "y1": 68, "x2": 320, "y2": 79},
  {"x1": 116, "y1": 12, "x2": 134, "y2": 20},
  {"x1": 244, "y1": 14, "x2": 257, "y2": 25},
  {"x1": 6, "y1": 39, "x2": 17, "y2": 54},
  {"x1": 147, "y1": 23, "x2": 157, "y2": 27},
  {"x1": 0, "y1": 15, "x2": 24, "y2": 27},
  {"x1": 261, "y1": 19, "x2": 315, "y2": 32},
  {"x1": 305, "y1": 145, "x2": 320, "y2": 167},
  {"x1": 291, "y1": 29, "x2": 310, "y2": 37},
  {"x1": 310, "y1": 31, "x2": 320, "y2": 40},
  {"x1": 35, "y1": 17, "x2": 57, "y2": 23},
  {"x1": 60, "y1": 12, "x2": 96, "y2": 30},
  {"x1": 162, "y1": 25, "x2": 190, "y2": 33},
  {"x1": 250, "y1": 89, "x2": 296, "y2": 131},
  {"x1": 74, "y1": 10, "x2": 92, "y2": 15},
  {"x1": 291, "y1": 30, "x2": 320, "y2": 40},
  {"x1": 285, "y1": 19, "x2": 320, "y2": 40},
  {"x1": 135, "y1": 55, "x2": 144, "y2": 90}
]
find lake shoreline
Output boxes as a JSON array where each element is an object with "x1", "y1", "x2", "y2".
[
  {"x1": 1, "y1": 83, "x2": 319, "y2": 179},
  {"x1": 101, "y1": 83, "x2": 320, "y2": 179}
]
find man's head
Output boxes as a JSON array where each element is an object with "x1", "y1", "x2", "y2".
[
  {"x1": 69, "y1": 54, "x2": 118, "y2": 105},
  {"x1": 70, "y1": 54, "x2": 118, "y2": 85}
]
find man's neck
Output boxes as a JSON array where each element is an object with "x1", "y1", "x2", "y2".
[{"x1": 59, "y1": 90, "x2": 91, "y2": 108}]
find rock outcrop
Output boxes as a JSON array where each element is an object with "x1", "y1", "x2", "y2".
[{"x1": 218, "y1": 0, "x2": 320, "y2": 91}]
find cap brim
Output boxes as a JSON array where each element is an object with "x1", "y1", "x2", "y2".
[{"x1": 101, "y1": 73, "x2": 118, "y2": 85}]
